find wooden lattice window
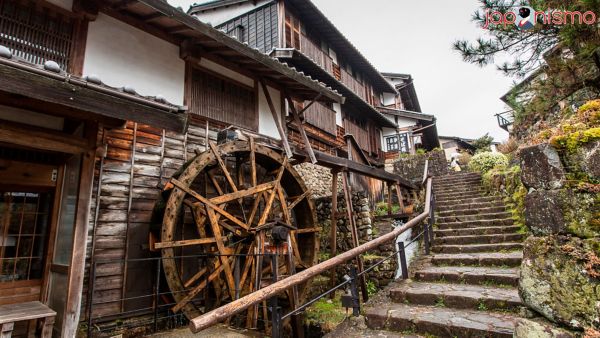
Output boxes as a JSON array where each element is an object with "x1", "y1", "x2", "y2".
[
  {"x1": 285, "y1": 13, "x2": 301, "y2": 49},
  {"x1": 0, "y1": 0, "x2": 75, "y2": 70},
  {"x1": 189, "y1": 68, "x2": 258, "y2": 131},
  {"x1": 0, "y1": 192, "x2": 52, "y2": 282}
]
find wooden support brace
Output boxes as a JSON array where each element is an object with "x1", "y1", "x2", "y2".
[
  {"x1": 285, "y1": 93, "x2": 317, "y2": 164},
  {"x1": 259, "y1": 80, "x2": 293, "y2": 158}
]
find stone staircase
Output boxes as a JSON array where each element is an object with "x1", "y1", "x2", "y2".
[{"x1": 364, "y1": 171, "x2": 526, "y2": 337}]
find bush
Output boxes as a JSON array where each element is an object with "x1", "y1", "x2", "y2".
[{"x1": 468, "y1": 152, "x2": 508, "y2": 173}]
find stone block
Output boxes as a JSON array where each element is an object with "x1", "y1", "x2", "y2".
[
  {"x1": 564, "y1": 140, "x2": 600, "y2": 181},
  {"x1": 514, "y1": 319, "x2": 575, "y2": 338},
  {"x1": 524, "y1": 190, "x2": 569, "y2": 235},
  {"x1": 520, "y1": 144, "x2": 566, "y2": 190},
  {"x1": 519, "y1": 236, "x2": 600, "y2": 329}
]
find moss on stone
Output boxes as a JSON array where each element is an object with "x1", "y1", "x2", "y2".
[
  {"x1": 520, "y1": 236, "x2": 600, "y2": 330},
  {"x1": 483, "y1": 165, "x2": 526, "y2": 231}
]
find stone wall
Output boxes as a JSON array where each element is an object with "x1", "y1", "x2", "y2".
[
  {"x1": 391, "y1": 150, "x2": 448, "y2": 184},
  {"x1": 518, "y1": 141, "x2": 600, "y2": 332},
  {"x1": 294, "y1": 162, "x2": 342, "y2": 199}
]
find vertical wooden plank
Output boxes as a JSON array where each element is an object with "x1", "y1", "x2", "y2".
[
  {"x1": 387, "y1": 183, "x2": 393, "y2": 216},
  {"x1": 285, "y1": 94, "x2": 316, "y2": 164},
  {"x1": 121, "y1": 122, "x2": 137, "y2": 312}
]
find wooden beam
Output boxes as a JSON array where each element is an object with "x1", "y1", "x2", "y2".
[
  {"x1": 259, "y1": 80, "x2": 293, "y2": 158},
  {"x1": 0, "y1": 120, "x2": 90, "y2": 154},
  {"x1": 395, "y1": 184, "x2": 405, "y2": 212},
  {"x1": 288, "y1": 190, "x2": 310, "y2": 210},
  {"x1": 285, "y1": 94, "x2": 316, "y2": 164},
  {"x1": 387, "y1": 183, "x2": 393, "y2": 216}
]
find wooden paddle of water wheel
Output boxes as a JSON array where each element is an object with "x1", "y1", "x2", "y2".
[{"x1": 156, "y1": 138, "x2": 318, "y2": 332}]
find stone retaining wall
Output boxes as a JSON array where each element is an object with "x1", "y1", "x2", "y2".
[{"x1": 391, "y1": 150, "x2": 448, "y2": 184}]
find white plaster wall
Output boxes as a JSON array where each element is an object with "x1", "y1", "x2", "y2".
[
  {"x1": 258, "y1": 84, "x2": 281, "y2": 139},
  {"x1": 192, "y1": 0, "x2": 271, "y2": 26},
  {"x1": 333, "y1": 103, "x2": 342, "y2": 127},
  {"x1": 381, "y1": 127, "x2": 397, "y2": 138},
  {"x1": 396, "y1": 116, "x2": 417, "y2": 128},
  {"x1": 198, "y1": 58, "x2": 254, "y2": 87},
  {"x1": 382, "y1": 92, "x2": 396, "y2": 106},
  {"x1": 83, "y1": 14, "x2": 185, "y2": 105},
  {"x1": 46, "y1": 0, "x2": 72, "y2": 11}
]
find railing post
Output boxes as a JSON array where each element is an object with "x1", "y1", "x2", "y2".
[
  {"x1": 153, "y1": 258, "x2": 161, "y2": 333},
  {"x1": 348, "y1": 266, "x2": 360, "y2": 316},
  {"x1": 234, "y1": 255, "x2": 240, "y2": 300},
  {"x1": 423, "y1": 220, "x2": 430, "y2": 255},
  {"x1": 87, "y1": 261, "x2": 96, "y2": 338},
  {"x1": 270, "y1": 254, "x2": 281, "y2": 338},
  {"x1": 429, "y1": 193, "x2": 435, "y2": 245},
  {"x1": 397, "y1": 241, "x2": 409, "y2": 279}
]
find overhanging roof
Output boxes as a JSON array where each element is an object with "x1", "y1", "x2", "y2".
[
  {"x1": 0, "y1": 55, "x2": 188, "y2": 132},
  {"x1": 377, "y1": 107, "x2": 435, "y2": 122},
  {"x1": 382, "y1": 73, "x2": 422, "y2": 112},
  {"x1": 100, "y1": 0, "x2": 343, "y2": 104},
  {"x1": 271, "y1": 48, "x2": 396, "y2": 128}
]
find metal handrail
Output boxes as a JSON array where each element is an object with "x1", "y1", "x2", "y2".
[{"x1": 188, "y1": 177, "x2": 434, "y2": 333}]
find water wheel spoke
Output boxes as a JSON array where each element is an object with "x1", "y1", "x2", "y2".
[
  {"x1": 206, "y1": 207, "x2": 237, "y2": 300},
  {"x1": 184, "y1": 266, "x2": 208, "y2": 288},
  {"x1": 256, "y1": 158, "x2": 288, "y2": 227},
  {"x1": 209, "y1": 181, "x2": 276, "y2": 205},
  {"x1": 209, "y1": 142, "x2": 238, "y2": 192},
  {"x1": 172, "y1": 260, "x2": 225, "y2": 313},
  {"x1": 172, "y1": 178, "x2": 249, "y2": 230},
  {"x1": 288, "y1": 190, "x2": 311, "y2": 210},
  {"x1": 154, "y1": 237, "x2": 218, "y2": 249}
]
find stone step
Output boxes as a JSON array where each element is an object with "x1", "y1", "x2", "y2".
[
  {"x1": 389, "y1": 281, "x2": 522, "y2": 310},
  {"x1": 437, "y1": 205, "x2": 508, "y2": 217},
  {"x1": 434, "y1": 185, "x2": 485, "y2": 193},
  {"x1": 435, "y1": 225, "x2": 522, "y2": 237},
  {"x1": 432, "y1": 242, "x2": 524, "y2": 254},
  {"x1": 431, "y1": 252, "x2": 523, "y2": 267},
  {"x1": 434, "y1": 178, "x2": 483, "y2": 186},
  {"x1": 435, "y1": 188, "x2": 487, "y2": 197},
  {"x1": 437, "y1": 218, "x2": 515, "y2": 229},
  {"x1": 434, "y1": 175, "x2": 482, "y2": 183},
  {"x1": 436, "y1": 196, "x2": 502, "y2": 206},
  {"x1": 437, "y1": 199, "x2": 505, "y2": 211},
  {"x1": 437, "y1": 211, "x2": 513, "y2": 223},
  {"x1": 365, "y1": 303, "x2": 518, "y2": 338},
  {"x1": 434, "y1": 233, "x2": 524, "y2": 246},
  {"x1": 414, "y1": 266, "x2": 520, "y2": 286}
]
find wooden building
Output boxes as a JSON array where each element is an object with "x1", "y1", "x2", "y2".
[
  {"x1": 378, "y1": 73, "x2": 439, "y2": 158},
  {"x1": 189, "y1": 0, "x2": 400, "y2": 165},
  {"x1": 0, "y1": 0, "x2": 416, "y2": 337}
]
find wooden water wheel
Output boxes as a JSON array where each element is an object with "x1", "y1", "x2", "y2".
[{"x1": 157, "y1": 139, "x2": 318, "y2": 330}]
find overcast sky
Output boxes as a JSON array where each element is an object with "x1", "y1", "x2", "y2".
[{"x1": 168, "y1": 0, "x2": 516, "y2": 142}]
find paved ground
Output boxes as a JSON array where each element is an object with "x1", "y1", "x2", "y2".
[{"x1": 147, "y1": 324, "x2": 262, "y2": 338}]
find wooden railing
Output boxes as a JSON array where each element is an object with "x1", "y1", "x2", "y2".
[
  {"x1": 303, "y1": 102, "x2": 337, "y2": 136},
  {"x1": 341, "y1": 68, "x2": 367, "y2": 101},
  {"x1": 300, "y1": 36, "x2": 333, "y2": 74}
]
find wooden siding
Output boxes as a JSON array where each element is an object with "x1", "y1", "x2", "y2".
[
  {"x1": 341, "y1": 68, "x2": 367, "y2": 101},
  {"x1": 216, "y1": 2, "x2": 279, "y2": 53},
  {"x1": 83, "y1": 120, "x2": 215, "y2": 319},
  {"x1": 0, "y1": 0, "x2": 75, "y2": 70},
  {"x1": 343, "y1": 118, "x2": 370, "y2": 154},
  {"x1": 302, "y1": 102, "x2": 336, "y2": 136},
  {"x1": 189, "y1": 68, "x2": 258, "y2": 131}
]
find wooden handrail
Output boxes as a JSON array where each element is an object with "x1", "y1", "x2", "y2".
[
  {"x1": 422, "y1": 159, "x2": 429, "y2": 186},
  {"x1": 188, "y1": 178, "x2": 433, "y2": 333}
]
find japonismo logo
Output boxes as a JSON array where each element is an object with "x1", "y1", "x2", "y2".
[{"x1": 483, "y1": 6, "x2": 597, "y2": 30}]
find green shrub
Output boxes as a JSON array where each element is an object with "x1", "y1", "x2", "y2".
[{"x1": 468, "y1": 152, "x2": 508, "y2": 173}]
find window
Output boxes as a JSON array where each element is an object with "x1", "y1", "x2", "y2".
[
  {"x1": 189, "y1": 68, "x2": 258, "y2": 131},
  {"x1": 285, "y1": 13, "x2": 301, "y2": 49},
  {"x1": 0, "y1": 192, "x2": 52, "y2": 282},
  {"x1": 0, "y1": 0, "x2": 75, "y2": 70}
]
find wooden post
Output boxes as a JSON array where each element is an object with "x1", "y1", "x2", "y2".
[
  {"x1": 329, "y1": 169, "x2": 339, "y2": 296},
  {"x1": 259, "y1": 80, "x2": 293, "y2": 158},
  {"x1": 395, "y1": 184, "x2": 405, "y2": 213},
  {"x1": 387, "y1": 183, "x2": 393, "y2": 216},
  {"x1": 341, "y1": 171, "x2": 368, "y2": 302}
]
